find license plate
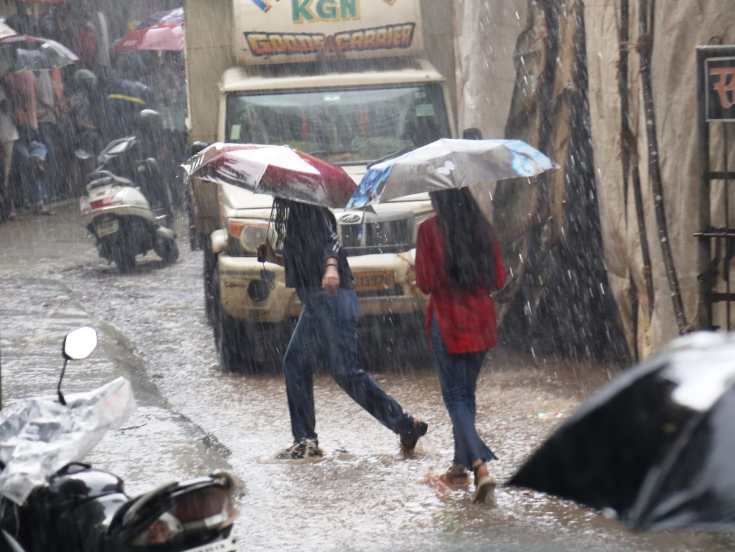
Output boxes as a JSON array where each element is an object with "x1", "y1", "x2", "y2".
[
  {"x1": 96, "y1": 219, "x2": 119, "y2": 237},
  {"x1": 183, "y1": 538, "x2": 238, "y2": 552},
  {"x1": 354, "y1": 271, "x2": 395, "y2": 291}
]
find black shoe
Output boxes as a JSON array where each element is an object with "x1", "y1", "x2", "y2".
[
  {"x1": 276, "y1": 438, "x2": 323, "y2": 460},
  {"x1": 400, "y1": 417, "x2": 428, "y2": 454}
]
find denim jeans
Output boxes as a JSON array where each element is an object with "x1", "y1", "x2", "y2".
[
  {"x1": 13, "y1": 140, "x2": 49, "y2": 206},
  {"x1": 283, "y1": 288, "x2": 412, "y2": 442},
  {"x1": 431, "y1": 316, "x2": 496, "y2": 469}
]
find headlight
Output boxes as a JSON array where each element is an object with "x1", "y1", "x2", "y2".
[
  {"x1": 131, "y1": 484, "x2": 238, "y2": 546},
  {"x1": 226, "y1": 219, "x2": 274, "y2": 254}
]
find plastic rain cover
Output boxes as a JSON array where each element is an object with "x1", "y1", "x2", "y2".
[{"x1": 0, "y1": 377, "x2": 135, "y2": 504}]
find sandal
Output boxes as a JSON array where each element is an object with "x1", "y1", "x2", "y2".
[{"x1": 472, "y1": 461, "x2": 496, "y2": 503}]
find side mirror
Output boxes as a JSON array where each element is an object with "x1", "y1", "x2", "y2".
[
  {"x1": 59, "y1": 327, "x2": 98, "y2": 406},
  {"x1": 462, "y1": 128, "x2": 483, "y2": 140},
  {"x1": 63, "y1": 327, "x2": 98, "y2": 361},
  {"x1": 189, "y1": 141, "x2": 209, "y2": 157}
]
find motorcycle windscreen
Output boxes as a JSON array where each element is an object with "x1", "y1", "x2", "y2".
[{"x1": 0, "y1": 378, "x2": 135, "y2": 505}]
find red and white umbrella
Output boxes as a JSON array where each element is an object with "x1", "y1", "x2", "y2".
[
  {"x1": 182, "y1": 143, "x2": 357, "y2": 209},
  {"x1": 113, "y1": 7, "x2": 184, "y2": 54}
]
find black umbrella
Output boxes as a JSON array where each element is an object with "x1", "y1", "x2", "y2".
[{"x1": 509, "y1": 332, "x2": 735, "y2": 531}]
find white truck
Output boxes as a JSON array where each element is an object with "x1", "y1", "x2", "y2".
[{"x1": 185, "y1": 0, "x2": 463, "y2": 371}]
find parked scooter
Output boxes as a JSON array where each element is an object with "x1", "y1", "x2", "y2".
[
  {"x1": 79, "y1": 136, "x2": 178, "y2": 272},
  {"x1": 0, "y1": 327, "x2": 238, "y2": 552}
]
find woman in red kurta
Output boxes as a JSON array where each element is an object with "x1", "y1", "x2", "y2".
[{"x1": 416, "y1": 188, "x2": 506, "y2": 503}]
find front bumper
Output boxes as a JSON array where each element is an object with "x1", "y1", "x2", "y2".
[{"x1": 217, "y1": 251, "x2": 426, "y2": 323}]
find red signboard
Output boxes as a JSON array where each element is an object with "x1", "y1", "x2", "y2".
[{"x1": 706, "y1": 56, "x2": 735, "y2": 121}]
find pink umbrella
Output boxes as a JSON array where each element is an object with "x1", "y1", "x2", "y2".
[
  {"x1": 112, "y1": 7, "x2": 184, "y2": 54},
  {"x1": 182, "y1": 143, "x2": 357, "y2": 209}
]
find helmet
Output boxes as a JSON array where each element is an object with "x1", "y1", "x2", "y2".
[
  {"x1": 138, "y1": 109, "x2": 162, "y2": 130},
  {"x1": 74, "y1": 69, "x2": 98, "y2": 90}
]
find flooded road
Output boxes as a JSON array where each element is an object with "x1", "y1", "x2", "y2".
[{"x1": 2, "y1": 204, "x2": 734, "y2": 551}]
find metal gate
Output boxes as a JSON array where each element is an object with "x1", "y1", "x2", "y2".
[{"x1": 697, "y1": 45, "x2": 735, "y2": 330}]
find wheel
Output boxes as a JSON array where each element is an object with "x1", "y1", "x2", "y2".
[
  {"x1": 156, "y1": 237, "x2": 179, "y2": 264},
  {"x1": 212, "y1": 268, "x2": 257, "y2": 372},
  {"x1": 203, "y1": 243, "x2": 216, "y2": 326},
  {"x1": 216, "y1": 309, "x2": 251, "y2": 372},
  {"x1": 111, "y1": 242, "x2": 136, "y2": 273}
]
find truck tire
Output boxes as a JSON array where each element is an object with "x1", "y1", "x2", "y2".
[
  {"x1": 212, "y1": 268, "x2": 257, "y2": 372},
  {"x1": 216, "y1": 309, "x2": 249, "y2": 372},
  {"x1": 203, "y1": 243, "x2": 216, "y2": 326}
]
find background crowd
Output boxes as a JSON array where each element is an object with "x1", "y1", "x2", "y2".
[{"x1": 0, "y1": 0, "x2": 186, "y2": 221}]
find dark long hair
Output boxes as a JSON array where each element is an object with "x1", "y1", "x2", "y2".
[
  {"x1": 270, "y1": 198, "x2": 291, "y2": 250},
  {"x1": 430, "y1": 188, "x2": 498, "y2": 291}
]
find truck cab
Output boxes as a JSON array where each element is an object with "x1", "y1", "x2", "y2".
[{"x1": 185, "y1": 0, "x2": 457, "y2": 371}]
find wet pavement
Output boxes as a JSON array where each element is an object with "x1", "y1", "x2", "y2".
[{"x1": 2, "y1": 204, "x2": 735, "y2": 551}]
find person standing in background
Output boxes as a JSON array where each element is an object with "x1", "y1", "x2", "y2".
[
  {"x1": 36, "y1": 69, "x2": 64, "y2": 200},
  {"x1": 0, "y1": 84, "x2": 18, "y2": 221},
  {"x1": 415, "y1": 188, "x2": 506, "y2": 503},
  {"x1": 4, "y1": 69, "x2": 52, "y2": 215}
]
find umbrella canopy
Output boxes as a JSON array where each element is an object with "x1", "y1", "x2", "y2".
[
  {"x1": 0, "y1": 22, "x2": 16, "y2": 41},
  {"x1": 182, "y1": 143, "x2": 357, "y2": 209},
  {"x1": 0, "y1": 34, "x2": 78, "y2": 71},
  {"x1": 346, "y1": 138, "x2": 556, "y2": 209},
  {"x1": 509, "y1": 331, "x2": 735, "y2": 532},
  {"x1": 113, "y1": 8, "x2": 184, "y2": 54}
]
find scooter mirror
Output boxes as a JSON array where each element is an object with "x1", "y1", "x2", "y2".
[{"x1": 63, "y1": 327, "x2": 98, "y2": 361}]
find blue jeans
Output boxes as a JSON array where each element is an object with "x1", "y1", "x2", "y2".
[
  {"x1": 431, "y1": 316, "x2": 496, "y2": 469},
  {"x1": 14, "y1": 140, "x2": 49, "y2": 206},
  {"x1": 283, "y1": 288, "x2": 412, "y2": 442}
]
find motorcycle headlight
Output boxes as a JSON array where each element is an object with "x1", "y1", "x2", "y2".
[
  {"x1": 227, "y1": 219, "x2": 274, "y2": 254},
  {"x1": 131, "y1": 483, "x2": 238, "y2": 547}
]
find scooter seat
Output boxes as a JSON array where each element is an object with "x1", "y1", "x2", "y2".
[{"x1": 87, "y1": 172, "x2": 135, "y2": 190}]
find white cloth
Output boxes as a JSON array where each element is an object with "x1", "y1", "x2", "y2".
[{"x1": 0, "y1": 111, "x2": 18, "y2": 144}]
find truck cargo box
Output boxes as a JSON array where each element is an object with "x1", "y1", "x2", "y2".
[{"x1": 233, "y1": 0, "x2": 424, "y2": 65}]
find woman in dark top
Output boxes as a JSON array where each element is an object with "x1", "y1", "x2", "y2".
[
  {"x1": 415, "y1": 188, "x2": 506, "y2": 503},
  {"x1": 263, "y1": 199, "x2": 428, "y2": 459}
]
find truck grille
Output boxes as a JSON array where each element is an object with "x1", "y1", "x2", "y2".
[{"x1": 339, "y1": 219, "x2": 412, "y2": 256}]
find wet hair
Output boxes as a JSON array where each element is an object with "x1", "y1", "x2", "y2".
[
  {"x1": 430, "y1": 188, "x2": 498, "y2": 291},
  {"x1": 270, "y1": 198, "x2": 291, "y2": 250}
]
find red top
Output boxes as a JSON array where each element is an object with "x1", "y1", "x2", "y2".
[{"x1": 416, "y1": 216, "x2": 506, "y2": 354}]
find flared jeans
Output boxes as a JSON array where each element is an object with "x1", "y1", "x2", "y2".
[{"x1": 431, "y1": 316, "x2": 496, "y2": 469}]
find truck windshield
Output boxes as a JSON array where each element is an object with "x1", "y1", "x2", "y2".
[{"x1": 225, "y1": 84, "x2": 449, "y2": 165}]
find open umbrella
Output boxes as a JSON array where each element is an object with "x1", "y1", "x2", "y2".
[
  {"x1": 113, "y1": 7, "x2": 184, "y2": 54},
  {"x1": 509, "y1": 331, "x2": 735, "y2": 532},
  {"x1": 0, "y1": 34, "x2": 78, "y2": 71},
  {"x1": 346, "y1": 138, "x2": 556, "y2": 209},
  {"x1": 0, "y1": 22, "x2": 16, "y2": 41},
  {"x1": 182, "y1": 143, "x2": 357, "y2": 209}
]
